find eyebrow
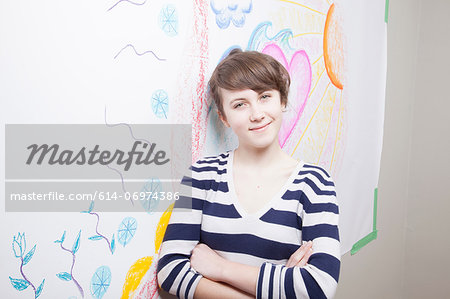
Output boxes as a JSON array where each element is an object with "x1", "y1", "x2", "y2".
[{"x1": 229, "y1": 98, "x2": 246, "y2": 105}]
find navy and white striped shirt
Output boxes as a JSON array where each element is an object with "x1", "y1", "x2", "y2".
[{"x1": 157, "y1": 150, "x2": 340, "y2": 299}]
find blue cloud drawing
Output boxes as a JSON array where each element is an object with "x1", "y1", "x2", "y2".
[
  {"x1": 90, "y1": 266, "x2": 111, "y2": 299},
  {"x1": 151, "y1": 89, "x2": 169, "y2": 119},
  {"x1": 210, "y1": 0, "x2": 252, "y2": 29},
  {"x1": 140, "y1": 178, "x2": 162, "y2": 213},
  {"x1": 158, "y1": 4, "x2": 178, "y2": 37}
]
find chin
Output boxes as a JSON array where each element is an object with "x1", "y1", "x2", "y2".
[{"x1": 247, "y1": 137, "x2": 280, "y2": 150}]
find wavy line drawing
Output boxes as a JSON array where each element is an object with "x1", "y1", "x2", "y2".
[
  {"x1": 104, "y1": 106, "x2": 153, "y2": 146},
  {"x1": 107, "y1": 0, "x2": 147, "y2": 12},
  {"x1": 104, "y1": 106, "x2": 159, "y2": 206},
  {"x1": 105, "y1": 164, "x2": 129, "y2": 204},
  {"x1": 82, "y1": 202, "x2": 116, "y2": 254},
  {"x1": 10, "y1": 232, "x2": 45, "y2": 298},
  {"x1": 54, "y1": 230, "x2": 84, "y2": 298},
  {"x1": 113, "y1": 44, "x2": 166, "y2": 61}
]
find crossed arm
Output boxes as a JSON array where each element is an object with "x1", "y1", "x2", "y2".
[
  {"x1": 156, "y1": 212, "x2": 318, "y2": 299},
  {"x1": 191, "y1": 242, "x2": 314, "y2": 298}
]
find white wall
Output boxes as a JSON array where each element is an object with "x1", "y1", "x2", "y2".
[
  {"x1": 336, "y1": 0, "x2": 450, "y2": 298},
  {"x1": 404, "y1": 0, "x2": 450, "y2": 297}
]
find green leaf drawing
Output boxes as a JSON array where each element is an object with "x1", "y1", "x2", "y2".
[
  {"x1": 35, "y1": 279, "x2": 45, "y2": 298},
  {"x1": 72, "y1": 230, "x2": 81, "y2": 254},
  {"x1": 56, "y1": 272, "x2": 72, "y2": 281},
  {"x1": 9, "y1": 276, "x2": 29, "y2": 291},
  {"x1": 23, "y1": 244, "x2": 36, "y2": 266},
  {"x1": 111, "y1": 234, "x2": 116, "y2": 254}
]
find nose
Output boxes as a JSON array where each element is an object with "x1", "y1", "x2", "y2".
[{"x1": 249, "y1": 104, "x2": 265, "y2": 122}]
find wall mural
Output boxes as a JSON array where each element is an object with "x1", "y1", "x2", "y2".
[{"x1": 1, "y1": 0, "x2": 386, "y2": 297}]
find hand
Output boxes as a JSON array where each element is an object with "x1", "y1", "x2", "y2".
[
  {"x1": 190, "y1": 243, "x2": 227, "y2": 282},
  {"x1": 285, "y1": 241, "x2": 313, "y2": 268}
]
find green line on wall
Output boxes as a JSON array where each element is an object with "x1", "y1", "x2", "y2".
[
  {"x1": 385, "y1": 0, "x2": 390, "y2": 23},
  {"x1": 373, "y1": 187, "x2": 378, "y2": 231},
  {"x1": 350, "y1": 188, "x2": 378, "y2": 255}
]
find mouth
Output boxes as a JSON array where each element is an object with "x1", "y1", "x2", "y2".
[{"x1": 249, "y1": 122, "x2": 271, "y2": 132}]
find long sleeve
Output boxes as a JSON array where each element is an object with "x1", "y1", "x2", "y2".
[
  {"x1": 157, "y1": 162, "x2": 207, "y2": 299},
  {"x1": 255, "y1": 165, "x2": 341, "y2": 299}
]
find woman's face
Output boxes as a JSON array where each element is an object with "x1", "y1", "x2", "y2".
[{"x1": 218, "y1": 88, "x2": 285, "y2": 150}]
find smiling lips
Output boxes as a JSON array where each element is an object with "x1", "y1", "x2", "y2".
[{"x1": 249, "y1": 122, "x2": 271, "y2": 132}]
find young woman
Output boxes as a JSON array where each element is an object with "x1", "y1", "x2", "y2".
[{"x1": 157, "y1": 49, "x2": 340, "y2": 299}]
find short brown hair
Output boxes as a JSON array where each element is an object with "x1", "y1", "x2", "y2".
[{"x1": 208, "y1": 48, "x2": 290, "y2": 118}]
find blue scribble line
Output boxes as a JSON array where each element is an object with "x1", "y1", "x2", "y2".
[
  {"x1": 107, "y1": 0, "x2": 146, "y2": 12},
  {"x1": 103, "y1": 106, "x2": 128, "y2": 203},
  {"x1": 114, "y1": 44, "x2": 166, "y2": 61},
  {"x1": 82, "y1": 202, "x2": 116, "y2": 254},
  {"x1": 104, "y1": 106, "x2": 153, "y2": 150},
  {"x1": 106, "y1": 164, "x2": 128, "y2": 195},
  {"x1": 54, "y1": 231, "x2": 84, "y2": 298},
  {"x1": 104, "y1": 106, "x2": 159, "y2": 206},
  {"x1": 10, "y1": 232, "x2": 45, "y2": 298}
]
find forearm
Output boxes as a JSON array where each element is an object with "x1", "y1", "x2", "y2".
[
  {"x1": 194, "y1": 277, "x2": 254, "y2": 299},
  {"x1": 219, "y1": 259, "x2": 259, "y2": 296},
  {"x1": 191, "y1": 244, "x2": 260, "y2": 296}
]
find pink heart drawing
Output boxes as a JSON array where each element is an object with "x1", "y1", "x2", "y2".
[{"x1": 262, "y1": 44, "x2": 312, "y2": 148}]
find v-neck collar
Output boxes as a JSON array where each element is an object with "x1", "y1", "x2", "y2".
[{"x1": 226, "y1": 149, "x2": 304, "y2": 218}]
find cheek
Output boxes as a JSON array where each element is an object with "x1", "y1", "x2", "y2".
[
  {"x1": 268, "y1": 102, "x2": 284, "y2": 116},
  {"x1": 227, "y1": 113, "x2": 248, "y2": 129}
]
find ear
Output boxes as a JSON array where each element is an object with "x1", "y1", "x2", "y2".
[
  {"x1": 281, "y1": 102, "x2": 287, "y2": 112},
  {"x1": 217, "y1": 110, "x2": 230, "y2": 127}
]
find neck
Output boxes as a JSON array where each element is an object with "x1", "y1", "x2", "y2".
[{"x1": 234, "y1": 142, "x2": 287, "y2": 169}]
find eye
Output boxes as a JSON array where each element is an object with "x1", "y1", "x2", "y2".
[
  {"x1": 261, "y1": 94, "x2": 271, "y2": 100},
  {"x1": 233, "y1": 102, "x2": 244, "y2": 109}
]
